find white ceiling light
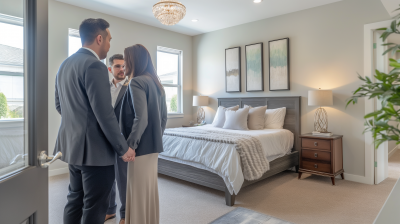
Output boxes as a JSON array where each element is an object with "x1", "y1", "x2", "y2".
[
  {"x1": 192, "y1": 19, "x2": 198, "y2": 22},
  {"x1": 253, "y1": 0, "x2": 263, "y2": 3},
  {"x1": 153, "y1": 0, "x2": 186, "y2": 26}
]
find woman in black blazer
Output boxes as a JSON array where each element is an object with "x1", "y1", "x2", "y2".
[{"x1": 119, "y1": 44, "x2": 167, "y2": 224}]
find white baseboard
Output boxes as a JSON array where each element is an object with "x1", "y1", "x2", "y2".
[
  {"x1": 335, "y1": 172, "x2": 374, "y2": 185},
  {"x1": 49, "y1": 167, "x2": 69, "y2": 177},
  {"x1": 389, "y1": 146, "x2": 399, "y2": 158}
]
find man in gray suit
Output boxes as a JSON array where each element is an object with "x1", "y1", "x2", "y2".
[
  {"x1": 105, "y1": 54, "x2": 129, "y2": 223},
  {"x1": 54, "y1": 19, "x2": 135, "y2": 224}
]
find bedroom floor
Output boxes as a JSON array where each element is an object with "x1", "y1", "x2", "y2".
[{"x1": 49, "y1": 149, "x2": 400, "y2": 224}]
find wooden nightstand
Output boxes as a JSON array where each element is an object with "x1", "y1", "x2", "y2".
[{"x1": 298, "y1": 134, "x2": 344, "y2": 185}]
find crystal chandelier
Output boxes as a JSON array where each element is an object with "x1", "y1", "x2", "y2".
[{"x1": 153, "y1": 0, "x2": 186, "y2": 26}]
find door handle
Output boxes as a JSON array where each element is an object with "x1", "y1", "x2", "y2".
[{"x1": 38, "y1": 151, "x2": 62, "y2": 168}]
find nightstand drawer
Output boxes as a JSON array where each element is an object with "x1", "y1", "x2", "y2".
[
  {"x1": 302, "y1": 149, "x2": 331, "y2": 162},
  {"x1": 302, "y1": 138, "x2": 331, "y2": 151},
  {"x1": 301, "y1": 160, "x2": 331, "y2": 173}
]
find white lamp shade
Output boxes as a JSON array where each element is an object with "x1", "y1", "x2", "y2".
[
  {"x1": 193, "y1": 96, "x2": 208, "y2": 106},
  {"x1": 308, "y1": 90, "x2": 333, "y2": 106}
]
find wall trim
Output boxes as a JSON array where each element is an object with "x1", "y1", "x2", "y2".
[
  {"x1": 49, "y1": 167, "x2": 69, "y2": 177},
  {"x1": 389, "y1": 146, "x2": 399, "y2": 158},
  {"x1": 334, "y1": 172, "x2": 373, "y2": 185}
]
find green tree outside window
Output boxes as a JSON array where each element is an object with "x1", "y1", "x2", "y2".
[
  {"x1": 170, "y1": 94, "x2": 178, "y2": 112},
  {"x1": 0, "y1": 92, "x2": 8, "y2": 119}
]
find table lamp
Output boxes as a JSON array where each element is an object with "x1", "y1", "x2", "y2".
[
  {"x1": 308, "y1": 88, "x2": 333, "y2": 133},
  {"x1": 193, "y1": 96, "x2": 208, "y2": 124}
]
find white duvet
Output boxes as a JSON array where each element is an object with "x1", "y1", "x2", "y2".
[{"x1": 159, "y1": 125, "x2": 294, "y2": 195}]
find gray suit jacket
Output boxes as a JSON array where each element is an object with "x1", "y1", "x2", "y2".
[
  {"x1": 54, "y1": 48, "x2": 129, "y2": 166},
  {"x1": 119, "y1": 75, "x2": 168, "y2": 157}
]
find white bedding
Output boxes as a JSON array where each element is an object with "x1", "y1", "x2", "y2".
[{"x1": 159, "y1": 125, "x2": 294, "y2": 195}]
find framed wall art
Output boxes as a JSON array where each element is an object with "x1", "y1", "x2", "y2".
[
  {"x1": 245, "y1": 42, "x2": 264, "y2": 92},
  {"x1": 269, "y1": 38, "x2": 290, "y2": 91},
  {"x1": 225, "y1": 47, "x2": 241, "y2": 93}
]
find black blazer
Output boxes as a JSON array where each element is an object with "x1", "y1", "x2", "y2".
[
  {"x1": 119, "y1": 75, "x2": 168, "y2": 157},
  {"x1": 54, "y1": 48, "x2": 129, "y2": 166}
]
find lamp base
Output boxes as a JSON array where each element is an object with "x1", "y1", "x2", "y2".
[
  {"x1": 314, "y1": 107, "x2": 328, "y2": 132},
  {"x1": 197, "y1": 107, "x2": 205, "y2": 124}
]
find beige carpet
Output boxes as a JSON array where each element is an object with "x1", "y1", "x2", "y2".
[{"x1": 50, "y1": 149, "x2": 400, "y2": 224}]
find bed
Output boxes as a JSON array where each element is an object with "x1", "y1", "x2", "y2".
[{"x1": 158, "y1": 96, "x2": 301, "y2": 206}]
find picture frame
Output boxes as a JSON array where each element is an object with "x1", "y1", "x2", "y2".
[
  {"x1": 225, "y1": 47, "x2": 241, "y2": 93},
  {"x1": 245, "y1": 42, "x2": 264, "y2": 92},
  {"x1": 269, "y1": 38, "x2": 290, "y2": 91}
]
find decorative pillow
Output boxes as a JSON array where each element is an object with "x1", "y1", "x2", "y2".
[
  {"x1": 223, "y1": 107, "x2": 250, "y2": 130},
  {"x1": 264, "y1": 107, "x2": 286, "y2": 129},
  {"x1": 212, "y1": 105, "x2": 239, "y2": 128},
  {"x1": 244, "y1": 105, "x2": 268, "y2": 130}
]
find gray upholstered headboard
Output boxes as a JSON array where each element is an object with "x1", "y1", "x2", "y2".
[{"x1": 217, "y1": 96, "x2": 301, "y2": 152}]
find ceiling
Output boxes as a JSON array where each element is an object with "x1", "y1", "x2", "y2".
[
  {"x1": 380, "y1": 0, "x2": 400, "y2": 17},
  {"x1": 57, "y1": 0, "x2": 342, "y2": 36}
]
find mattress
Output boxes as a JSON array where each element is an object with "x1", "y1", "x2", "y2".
[{"x1": 160, "y1": 125, "x2": 294, "y2": 194}]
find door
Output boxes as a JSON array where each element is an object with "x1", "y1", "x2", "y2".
[
  {"x1": 0, "y1": 0, "x2": 50, "y2": 223},
  {"x1": 373, "y1": 30, "x2": 389, "y2": 184}
]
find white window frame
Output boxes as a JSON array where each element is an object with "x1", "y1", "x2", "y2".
[
  {"x1": 0, "y1": 13, "x2": 24, "y2": 112},
  {"x1": 68, "y1": 28, "x2": 106, "y2": 64},
  {"x1": 157, "y1": 46, "x2": 183, "y2": 118}
]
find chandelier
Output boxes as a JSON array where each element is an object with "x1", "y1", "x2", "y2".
[{"x1": 152, "y1": 0, "x2": 186, "y2": 26}]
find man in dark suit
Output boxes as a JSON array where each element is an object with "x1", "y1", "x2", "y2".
[
  {"x1": 54, "y1": 19, "x2": 135, "y2": 224},
  {"x1": 105, "y1": 54, "x2": 129, "y2": 224}
]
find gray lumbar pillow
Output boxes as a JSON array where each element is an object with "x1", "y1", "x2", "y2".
[
  {"x1": 212, "y1": 105, "x2": 239, "y2": 128},
  {"x1": 223, "y1": 107, "x2": 250, "y2": 130},
  {"x1": 244, "y1": 105, "x2": 268, "y2": 130}
]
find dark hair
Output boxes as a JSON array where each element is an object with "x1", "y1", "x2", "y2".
[
  {"x1": 109, "y1": 54, "x2": 124, "y2": 66},
  {"x1": 124, "y1": 44, "x2": 165, "y2": 95},
  {"x1": 79, "y1": 18, "x2": 109, "y2": 45}
]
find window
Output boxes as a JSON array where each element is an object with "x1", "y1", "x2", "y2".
[
  {"x1": 157, "y1": 46, "x2": 182, "y2": 115},
  {"x1": 68, "y1": 28, "x2": 106, "y2": 64},
  {"x1": 0, "y1": 13, "x2": 24, "y2": 119},
  {"x1": 0, "y1": 9, "x2": 27, "y2": 178}
]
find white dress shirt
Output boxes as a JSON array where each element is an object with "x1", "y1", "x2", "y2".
[
  {"x1": 82, "y1": 47, "x2": 100, "y2": 60},
  {"x1": 110, "y1": 78, "x2": 127, "y2": 108}
]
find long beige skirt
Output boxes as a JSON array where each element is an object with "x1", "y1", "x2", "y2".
[{"x1": 125, "y1": 153, "x2": 159, "y2": 224}]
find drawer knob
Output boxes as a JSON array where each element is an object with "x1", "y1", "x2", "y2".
[
  {"x1": 314, "y1": 164, "x2": 318, "y2": 168},
  {"x1": 314, "y1": 153, "x2": 318, "y2": 157},
  {"x1": 314, "y1": 142, "x2": 318, "y2": 146}
]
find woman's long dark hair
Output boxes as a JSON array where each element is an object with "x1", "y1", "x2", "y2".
[{"x1": 124, "y1": 44, "x2": 165, "y2": 95}]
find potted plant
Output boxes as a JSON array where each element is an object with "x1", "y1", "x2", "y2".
[{"x1": 347, "y1": 5, "x2": 400, "y2": 148}]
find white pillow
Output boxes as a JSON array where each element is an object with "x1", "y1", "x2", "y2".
[
  {"x1": 264, "y1": 107, "x2": 286, "y2": 129},
  {"x1": 212, "y1": 105, "x2": 239, "y2": 128},
  {"x1": 244, "y1": 105, "x2": 268, "y2": 130},
  {"x1": 223, "y1": 107, "x2": 250, "y2": 130}
]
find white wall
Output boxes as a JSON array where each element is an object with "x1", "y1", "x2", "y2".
[
  {"x1": 192, "y1": 0, "x2": 390, "y2": 177},
  {"x1": 48, "y1": 0, "x2": 193, "y2": 172}
]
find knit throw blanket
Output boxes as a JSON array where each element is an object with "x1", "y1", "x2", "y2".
[{"x1": 163, "y1": 128, "x2": 270, "y2": 181}]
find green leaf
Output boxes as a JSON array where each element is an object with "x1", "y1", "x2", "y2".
[
  {"x1": 364, "y1": 111, "x2": 382, "y2": 119},
  {"x1": 391, "y1": 20, "x2": 397, "y2": 32},
  {"x1": 383, "y1": 43, "x2": 396, "y2": 46}
]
